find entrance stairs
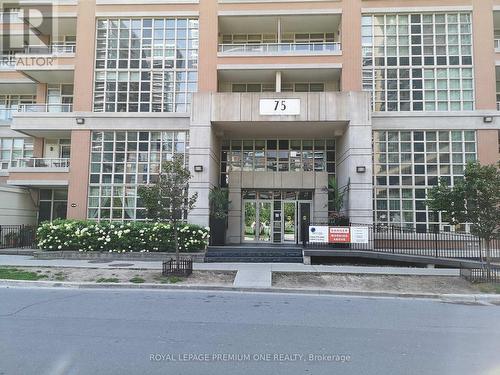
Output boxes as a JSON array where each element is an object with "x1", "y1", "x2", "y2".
[{"x1": 205, "y1": 245, "x2": 303, "y2": 263}]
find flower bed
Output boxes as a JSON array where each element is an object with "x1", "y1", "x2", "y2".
[{"x1": 37, "y1": 220, "x2": 210, "y2": 253}]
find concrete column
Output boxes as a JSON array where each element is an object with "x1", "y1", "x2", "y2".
[
  {"x1": 477, "y1": 129, "x2": 500, "y2": 165},
  {"x1": 198, "y1": 0, "x2": 218, "y2": 92},
  {"x1": 472, "y1": 0, "x2": 496, "y2": 110},
  {"x1": 35, "y1": 83, "x2": 47, "y2": 104},
  {"x1": 336, "y1": 93, "x2": 373, "y2": 224},
  {"x1": 73, "y1": 0, "x2": 96, "y2": 111},
  {"x1": 341, "y1": 0, "x2": 362, "y2": 91},
  {"x1": 188, "y1": 92, "x2": 219, "y2": 228},
  {"x1": 275, "y1": 71, "x2": 282, "y2": 93},
  {"x1": 33, "y1": 138, "x2": 44, "y2": 158},
  {"x1": 67, "y1": 130, "x2": 91, "y2": 219}
]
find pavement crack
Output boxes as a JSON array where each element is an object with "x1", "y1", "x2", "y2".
[{"x1": 0, "y1": 292, "x2": 84, "y2": 317}]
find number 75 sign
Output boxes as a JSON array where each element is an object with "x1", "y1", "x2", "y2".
[{"x1": 259, "y1": 99, "x2": 301, "y2": 116}]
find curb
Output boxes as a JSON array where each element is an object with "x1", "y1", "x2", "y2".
[{"x1": 0, "y1": 279, "x2": 499, "y2": 304}]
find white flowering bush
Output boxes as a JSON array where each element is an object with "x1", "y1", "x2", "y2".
[{"x1": 37, "y1": 219, "x2": 210, "y2": 252}]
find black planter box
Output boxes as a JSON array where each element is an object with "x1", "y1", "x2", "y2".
[{"x1": 210, "y1": 217, "x2": 226, "y2": 245}]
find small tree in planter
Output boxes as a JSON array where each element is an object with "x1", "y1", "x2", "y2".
[
  {"x1": 138, "y1": 155, "x2": 198, "y2": 275},
  {"x1": 326, "y1": 177, "x2": 350, "y2": 225},
  {"x1": 209, "y1": 187, "x2": 230, "y2": 245}
]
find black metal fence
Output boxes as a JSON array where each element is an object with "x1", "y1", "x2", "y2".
[
  {"x1": 304, "y1": 223, "x2": 500, "y2": 260},
  {"x1": 162, "y1": 257, "x2": 193, "y2": 277},
  {"x1": 0, "y1": 225, "x2": 37, "y2": 249},
  {"x1": 460, "y1": 266, "x2": 500, "y2": 284}
]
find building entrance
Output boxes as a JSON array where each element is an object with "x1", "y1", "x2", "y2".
[{"x1": 242, "y1": 190, "x2": 312, "y2": 244}]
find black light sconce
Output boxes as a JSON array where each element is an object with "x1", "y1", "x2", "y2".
[
  {"x1": 76, "y1": 117, "x2": 85, "y2": 125},
  {"x1": 356, "y1": 166, "x2": 366, "y2": 173},
  {"x1": 194, "y1": 165, "x2": 204, "y2": 172},
  {"x1": 483, "y1": 116, "x2": 493, "y2": 123}
]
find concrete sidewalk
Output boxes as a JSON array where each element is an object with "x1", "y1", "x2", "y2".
[{"x1": 0, "y1": 254, "x2": 460, "y2": 288}]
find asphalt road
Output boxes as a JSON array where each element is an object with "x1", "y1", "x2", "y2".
[{"x1": 0, "y1": 287, "x2": 499, "y2": 375}]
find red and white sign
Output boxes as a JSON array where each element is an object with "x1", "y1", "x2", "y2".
[{"x1": 328, "y1": 227, "x2": 350, "y2": 243}]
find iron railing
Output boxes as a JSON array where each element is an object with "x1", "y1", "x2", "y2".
[
  {"x1": 10, "y1": 158, "x2": 70, "y2": 169},
  {"x1": 460, "y1": 266, "x2": 500, "y2": 284},
  {"x1": 0, "y1": 225, "x2": 37, "y2": 249},
  {"x1": 23, "y1": 44, "x2": 76, "y2": 54},
  {"x1": 162, "y1": 258, "x2": 193, "y2": 277},
  {"x1": 17, "y1": 103, "x2": 73, "y2": 113},
  {"x1": 218, "y1": 42, "x2": 341, "y2": 54},
  {"x1": 303, "y1": 223, "x2": 500, "y2": 260}
]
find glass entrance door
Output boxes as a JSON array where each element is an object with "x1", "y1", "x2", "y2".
[
  {"x1": 243, "y1": 200, "x2": 271, "y2": 242},
  {"x1": 298, "y1": 202, "x2": 312, "y2": 244}
]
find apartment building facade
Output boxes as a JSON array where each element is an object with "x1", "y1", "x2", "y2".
[{"x1": 0, "y1": 0, "x2": 498, "y2": 244}]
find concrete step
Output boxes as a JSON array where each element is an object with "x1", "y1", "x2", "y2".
[
  {"x1": 206, "y1": 251, "x2": 302, "y2": 257},
  {"x1": 205, "y1": 256, "x2": 304, "y2": 263}
]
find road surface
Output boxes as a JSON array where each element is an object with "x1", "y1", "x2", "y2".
[{"x1": 1, "y1": 287, "x2": 499, "y2": 375}]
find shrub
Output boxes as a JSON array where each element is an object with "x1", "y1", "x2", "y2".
[{"x1": 37, "y1": 219, "x2": 209, "y2": 253}]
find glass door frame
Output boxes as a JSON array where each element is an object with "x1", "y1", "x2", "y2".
[{"x1": 242, "y1": 199, "x2": 273, "y2": 243}]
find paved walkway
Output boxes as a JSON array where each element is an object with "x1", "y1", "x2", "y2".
[{"x1": 0, "y1": 254, "x2": 461, "y2": 288}]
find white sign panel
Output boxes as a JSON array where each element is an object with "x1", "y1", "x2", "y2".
[
  {"x1": 308, "y1": 226, "x2": 329, "y2": 243},
  {"x1": 350, "y1": 227, "x2": 369, "y2": 244},
  {"x1": 259, "y1": 99, "x2": 300, "y2": 116}
]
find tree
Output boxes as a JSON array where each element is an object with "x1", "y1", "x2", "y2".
[
  {"x1": 325, "y1": 176, "x2": 350, "y2": 225},
  {"x1": 138, "y1": 155, "x2": 198, "y2": 265},
  {"x1": 427, "y1": 161, "x2": 500, "y2": 270}
]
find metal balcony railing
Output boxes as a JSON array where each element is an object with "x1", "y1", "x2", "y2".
[
  {"x1": 218, "y1": 42, "x2": 342, "y2": 54},
  {"x1": 17, "y1": 103, "x2": 73, "y2": 113},
  {"x1": 23, "y1": 44, "x2": 76, "y2": 55},
  {"x1": 11, "y1": 158, "x2": 70, "y2": 169}
]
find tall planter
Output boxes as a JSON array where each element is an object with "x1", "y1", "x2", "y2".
[
  {"x1": 209, "y1": 187, "x2": 230, "y2": 246},
  {"x1": 209, "y1": 217, "x2": 226, "y2": 246}
]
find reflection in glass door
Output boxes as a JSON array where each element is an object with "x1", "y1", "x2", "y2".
[
  {"x1": 243, "y1": 201, "x2": 257, "y2": 241},
  {"x1": 243, "y1": 201, "x2": 271, "y2": 242},
  {"x1": 283, "y1": 202, "x2": 296, "y2": 243}
]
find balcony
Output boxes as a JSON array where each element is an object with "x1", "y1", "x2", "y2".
[
  {"x1": 7, "y1": 158, "x2": 70, "y2": 187},
  {"x1": 0, "y1": 108, "x2": 14, "y2": 121},
  {"x1": 218, "y1": 42, "x2": 341, "y2": 56},
  {"x1": 23, "y1": 44, "x2": 76, "y2": 55},
  {"x1": 496, "y1": 39, "x2": 500, "y2": 52},
  {"x1": 17, "y1": 103, "x2": 73, "y2": 113},
  {"x1": 10, "y1": 158, "x2": 70, "y2": 170}
]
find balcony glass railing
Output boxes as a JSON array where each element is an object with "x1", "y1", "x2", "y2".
[
  {"x1": 17, "y1": 104, "x2": 73, "y2": 113},
  {"x1": 218, "y1": 42, "x2": 341, "y2": 54},
  {"x1": 11, "y1": 158, "x2": 70, "y2": 169},
  {"x1": 0, "y1": 109, "x2": 13, "y2": 121},
  {"x1": 22, "y1": 44, "x2": 76, "y2": 55}
]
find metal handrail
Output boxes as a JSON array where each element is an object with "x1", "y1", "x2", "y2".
[
  {"x1": 17, "y1": 103, "x2": 73, "y2": 113},
  {"x1": 11, "y1": 158, "x2": 70, "y2": 169},
  {"x1": 218, "y1": 42, "x2": 342, "y2": 54},
  {"x1": 23, "y1": 44, "x2": 76, "y2": 54}
]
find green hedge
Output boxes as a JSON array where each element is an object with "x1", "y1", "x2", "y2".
[{"x1": 37, "y1": 219, "x2": 210, "y2": 253}]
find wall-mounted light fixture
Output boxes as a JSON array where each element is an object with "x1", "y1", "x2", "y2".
[
  {"x1": 356, "y1": 166, "x2": 366, "y2": 173},
  {"x1": 76, "y1": 117, "x2": 85, "y2": 125},
  {"x1": 483, "y1": 116, "x2": 493, "y2": 123},
  {"x1": 70, "y1": 203, "x2": 77, "y2": 208},
  {"x1": 194, "y1": 165, "x2": 203, "y2": 172}
]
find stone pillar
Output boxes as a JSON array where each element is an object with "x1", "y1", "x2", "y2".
[
  {"x1": 198, "y1": 0, "x2": 218, "y2": 92},
  {"x1": 472, "y1": 0, "x2": 496, "y2": 110},
  {"x1": 73, "y1": 0, "x2": 96, "y2": 111},
  {"x1": 67, "y1": 130, "x2": 91, "y2": 219},
  {"x1": 188, "y1": 92, "x2": 219, "y2": 228},
  {"x1": 336, "y1": 92, "x2": 373, "y2": 224},
  {"x1": 341, "y1": 0, "x2": 362, "y2": 91}
]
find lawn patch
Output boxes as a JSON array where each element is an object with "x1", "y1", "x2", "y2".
[
  {"x1": 0, "y1": 267, "x2": 49, "y2": 281},
  {"x1": 96, "y1": 277, "x2": 120, "y2": 283},
  {"x1": 129, "y1": 276, "x2": 145, "y2": 284}
]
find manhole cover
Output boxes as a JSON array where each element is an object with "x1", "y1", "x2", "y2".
[
  {"x1": 108, "y1": 263, "x2": 134, "y2": 267},
  {"x1": 88, "y1": 260, "x2": 113, "y2": 264}
]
